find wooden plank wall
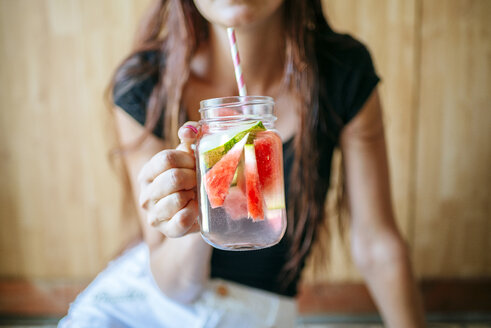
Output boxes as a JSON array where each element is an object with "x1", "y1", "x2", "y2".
[
  {"x1": 412, "y1": 0, "x2": 491, "y2": 278},
  {"x1": 0, "y1": 0, "x2": 149, "y2": 279},
  {"x1": 0, "y1": 0, "x2": 489, "y2": 283}
]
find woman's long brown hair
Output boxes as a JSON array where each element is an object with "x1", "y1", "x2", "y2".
[{"x1": 110, "y1": 0, "x2": 345, "y2": 286}]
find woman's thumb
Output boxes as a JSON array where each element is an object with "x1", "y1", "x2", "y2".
[{"x1": 176, "y1": 122, "x2": 199, "y2": 153}]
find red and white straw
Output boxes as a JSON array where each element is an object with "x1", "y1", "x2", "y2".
[{"x1": 227, "y1": 27, "x2": 248, "y2": 97}]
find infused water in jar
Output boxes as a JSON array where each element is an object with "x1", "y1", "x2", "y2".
[{"x1": 196, "y1": 96, "x2": 286, "y2": 250}]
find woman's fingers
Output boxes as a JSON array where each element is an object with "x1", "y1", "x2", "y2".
[
  {"x1": 147, "y1": 190, "x2": 195, "y2": 226},
  {"x1": 139, "y1": 168, "x2": 196, "y2": 207},
  {"x1": 186, "y1": 220, "x2": 201, "y2": 234},
  {"x1": 138, "y1": 121, "x2": 201, "y2": 237},
  {"x1": 138, "y1": 149, "x2": 195, "y2": 184},
  {"x1": 153, "y1": 199, "x2": 199, "y2": 238},
  {"x1": 138, "y1": 122, "x2": 199, "y2": 184}
]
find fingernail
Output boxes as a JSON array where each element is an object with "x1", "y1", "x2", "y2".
[{"x1": 184, "y1": 125, "x2": 198, "y2": 134}]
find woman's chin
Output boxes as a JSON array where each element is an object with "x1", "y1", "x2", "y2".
[
  {"x1": 194, "y1": 0, "x2": 285, "y2": 29},
  {"x1": 214, "y1": 5, "x2": 261, "y2": 28}
]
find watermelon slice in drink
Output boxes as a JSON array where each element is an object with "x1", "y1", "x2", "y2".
[
  {"x1": 244, "y1": 144, "x2": 265, "y2": 221},
  {"x1": 202, "y1": 121, "x2": 265, "y2": 169},
  {"x1": 204, "y1": 134, "x2": 249, "y2": 208},
  {"x1": 254, "y1": 131, "x2": 285, "y2": 210}
]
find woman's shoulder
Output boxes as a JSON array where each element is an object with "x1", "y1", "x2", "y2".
[
  {"x1": 112, "y1": 50, "x2": 163, "y2": 136},
  {"x1": 314, "y1": 27, "x2": 380, "y2": 125},
  {"x1": 315, "y1": 27, "x2": 377, "y2": 77},
  {"x1": 113, "y1": 51, "x2": 160, "y2": 96}
]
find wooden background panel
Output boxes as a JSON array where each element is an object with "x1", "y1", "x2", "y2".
[
  {"x1": 0, "y1": 0, "x2": 152, "y2": 279},
  {"x1": 0, "y1": 0, "x2": 489, "y2": 284},
  {"x1": 302, "y1": 0, "x2": 419, "y2": 283},
  {"x1": 413, "y1": 0, "x2": 491, "y2": 277}
]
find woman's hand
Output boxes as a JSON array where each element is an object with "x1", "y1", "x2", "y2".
[{"x1": 138, "y1": 122, "x2": 200, "y2": 237}]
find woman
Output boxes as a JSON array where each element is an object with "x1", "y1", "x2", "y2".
[{"x1": 61, "y1": 0, "x2": 425, "y2": 327}]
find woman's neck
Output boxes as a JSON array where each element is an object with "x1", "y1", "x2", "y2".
[{"x1": 193, "y1": 7, "x2": 286, "y2": 97}]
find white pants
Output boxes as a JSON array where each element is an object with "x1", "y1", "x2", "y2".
[{"x1": 59, "y1": 242, "x2": 297, "y2": 328}]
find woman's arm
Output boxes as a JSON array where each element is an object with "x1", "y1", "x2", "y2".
[
  {"x1": 340, "y1": 89, "x2": 425, "y2": 327},
  {"x1": 114, "y1": 108, "x2": 212, "y2": 303}
]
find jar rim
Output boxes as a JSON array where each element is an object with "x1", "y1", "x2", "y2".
[{"x1": 199, "y1": 96, "x2": 275, "y2": 112}]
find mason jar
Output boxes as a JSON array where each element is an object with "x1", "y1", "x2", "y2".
[{"x1": 196, "y1": 96, "x2": 287, "y2": 251}]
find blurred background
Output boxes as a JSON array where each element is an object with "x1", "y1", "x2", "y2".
[{"x1": 0, "y1": 0, "x2": 490, "y2": 326}]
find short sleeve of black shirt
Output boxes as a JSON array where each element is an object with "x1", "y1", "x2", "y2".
[
  {"x1": 112, "y1": 51, "x2": 163, "y2": 138},
  {"x1": 316, "y1": 30, "x2": 380, "y2": 128}
]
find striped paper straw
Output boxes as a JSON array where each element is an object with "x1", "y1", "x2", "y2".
[{"x1": 227, "y1": 27, "x2": 248, "y2": 97}]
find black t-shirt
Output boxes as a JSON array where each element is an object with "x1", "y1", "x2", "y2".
[{"x1": 114, "y1": 30, "x2": 379, "y2": 297}]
